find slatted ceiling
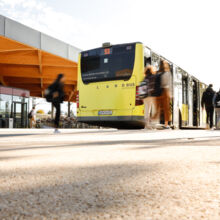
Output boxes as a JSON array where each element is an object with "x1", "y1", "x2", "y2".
[
  {"x1": 7, "y1": 83, "x2": 76, "y2": 99},
  {"x1": 0, "y1": 51, "x2": 39, "y2": 65},
  {"x1": 4, "y1": 77, "x2": 40, "y2": 84},
  {"x1": 4, "y1": 77, "x2": 76, "y2": 85},
  {"x1": 7, "y1": 84, "x2": 75, "y2": 91},
  {"x1": 0, "y1": 65, "x2": 42, "y2": 77},
  {"x1": 0, "y1": 35, "x2": 78, "y2": 102}
]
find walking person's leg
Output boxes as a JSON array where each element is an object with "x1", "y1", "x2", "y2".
[
  {"x1": 164, "y1": 96, "x2": 170, "y2": 127},
  {"x1": 52, "y1": 102, "x2": 60, "y2": 133},
  {"x1": 144, "y1": 98, "x2": 152, "y2": 129},
  {"x1": 152, "y1": 97, "x2": 161, "y2": 123},
  {"x1": 54, "y1": 102, "x2": 61, "y2": 132},
  {"x1": 144, "y1": 98, "x2": 149, "y2": 128},
  {"x1": 210, "y1": 106, "x2": 214, "y2": 128},
  {"x1": 162, "y1": 89, "x2": 171, "y2": 128},
  {"x1": 205, "y1": 106, "x2": 210, "y2": 129},
  {"x1": 32, "y1": 119, "x2": 35, "y2": 128},
  {"x1": 29, "y1": 119, "x2": 32, "y2": 128},
  {"x1": 55, "y1": 103, "x2": 61, "y2": 128}
]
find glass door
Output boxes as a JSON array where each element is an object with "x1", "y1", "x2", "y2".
[{"x1": 13, "y1": 102, "x2": 28, "y2": 128}]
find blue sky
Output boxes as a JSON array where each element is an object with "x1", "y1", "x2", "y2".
[{"x1": 0, "y1": 0, "x2": 220, "y2": 90}]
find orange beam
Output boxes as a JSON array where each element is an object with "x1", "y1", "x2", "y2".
[
  {"x1": 0, "y1": 65, "x2": 41, "y2": 77},
  {"x1": 0, "y1": 48, "x2": 38, "y2": 53},
  {"x1": 0, "y1": 65, "x2": 77, "y2": 80},
  {"x1": 0, "y1": 50, "x2": 39, "y2": 65},
  {"x1": 8, "y1": 84, "x2": 75, "y2": 91},
  {"x1": 38, "y1": 50, "x2": 42, "y2": 75},
  {"x1": 38, "y1": 50, "x2": 44, "y2": 97},
  {"x1": 4, "y1": 77, "x2": 76, "y2": 85},
  {"x1": 42, "y1": 66, "x2": 77, "y2": 80},
  {"x1": 0, "y1": 76, "x2": 7, "y2": 86},
  {"x1": 0, "y1": 35, "x2": 34, "y2": 51}
]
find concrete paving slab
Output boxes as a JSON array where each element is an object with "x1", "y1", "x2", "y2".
[{"x1": 0, "y1": 129, "x2": 220, "y2": 219}]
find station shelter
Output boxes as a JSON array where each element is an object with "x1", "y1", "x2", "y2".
[{"x1": 0, "y1": 15, "x2": 80, "y2": 128}]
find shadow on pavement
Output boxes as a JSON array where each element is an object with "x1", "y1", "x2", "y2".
[
  {"x1": 0, "y1": 155, "x2": 42, "y2": 161},
  {"x1": 209, "y1": 161, "x2": 220, "y2": 165},
  {"x1": 0, "y1": 133, "x2": 40, "y2": 138},
  {"x1": 61, "y1": 129, "x2": 158, "y2": 136},
  {"x1": 0, "y1": 163, "x2": 161, "y2": 219},
  {"x1": 130, "y1": 138, "x2": 220, "y2": 150},
  {"x1": 1, "y1": 136, "x2": 220, "y2": 153},
  {"x1": 0, "y1": 129, "x2": 157, "y2": 139}
]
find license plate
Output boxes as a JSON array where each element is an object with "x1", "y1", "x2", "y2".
[{"x1": 98, "y1": 110, "x2": 113, "y2": 115}]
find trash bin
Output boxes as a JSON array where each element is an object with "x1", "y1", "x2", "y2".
[
  {"x1": 9, "y1": 118, "x2": 13, "y2": 128},
  {"x1": 215, "y1": 108, "x2": 220, "y2": 130}
]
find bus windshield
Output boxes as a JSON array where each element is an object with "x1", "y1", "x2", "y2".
[{"x1": 81, "y1": 43, "x2": 135, "y2": 84}]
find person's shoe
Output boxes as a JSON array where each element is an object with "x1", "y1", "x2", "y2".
[
  {"x1": 145, "y1": 125, "x2": 153, "y2": 130},
  {"x1": 54, "y1": 129, "x2": 61, "y2": 134},
  {"x1": 163, "y1": 125, "x2": 171, "y2": 129}
]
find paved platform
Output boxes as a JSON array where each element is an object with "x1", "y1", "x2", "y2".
[{"x1": 0, "y1": 129, "x2": 220, "y2": 219}]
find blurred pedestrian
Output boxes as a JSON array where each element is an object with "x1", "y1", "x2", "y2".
[
  {"x1": 46, "y1": 74, "x2": 65, "y2": 133},
  {"x1": 153, "y1": 60, "x2": 172, "y2": 129},
  {"x1": 202, "y1": 84, "x2": 215, "y2": 129},
  {"x1": 143, "y1": 66, "x2": 156, "y2": 129},
  {"x1": 213, "y1": 88, "x2": 220, "y2": 108},
  {"x1": 28, "y1": 106, "x2": 36, "y2": 128},
  {"x1": 213, "y1": 88, "x2": 220, "y2": 129}
]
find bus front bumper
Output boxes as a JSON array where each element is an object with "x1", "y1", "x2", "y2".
[{"x1": 77, "y1": 116, "x2": 145, "y2": 129}]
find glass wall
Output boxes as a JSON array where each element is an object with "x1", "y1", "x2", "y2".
[
  {"x1": 0, "y1": 94, "x2": 12, "y2": 118},
  {"x1": 0, "y1": 86, "x2": 30, "y2": 128},
  {"x1": 0, "y1": 94, "x2": 12, "y2": 128}
]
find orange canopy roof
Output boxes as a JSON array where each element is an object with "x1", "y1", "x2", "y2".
[{"x1": 0, "y1": 35, "x2": 78, "y2": 101}]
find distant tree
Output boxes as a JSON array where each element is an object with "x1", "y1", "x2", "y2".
[
  {"x1": 37, "y1": 109, "x2": 45, "y2": 114},
  {"x1": 70, "y1": 110, "x2": 75, "y2": 117},
  {"x1": 48, "y1": 110, "x2": 52, "y2": 114}
]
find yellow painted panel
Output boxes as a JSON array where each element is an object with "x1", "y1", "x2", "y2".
[
  {"x1": 182, "y1": 104, "x2": 188, "y2": 122},
  {"x1": 79, "y1": 77, "x2": 136, "y2": 111}
]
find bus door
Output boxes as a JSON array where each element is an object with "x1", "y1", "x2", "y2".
[
  {"x1": 173, "y1": 66, "x2": 182, "y2": 127},
  {"x1": 200, "y1": 83, "x2": 207, "y2": 127},
  {"x1": 170, "y1": 64, "x2": 174, "y2": 124},
  {"x1": 192, "y1": 79, "x2": 200, "y2": 127},
  {"x1": 188, "y1": 77, "x2": 193, "y2": 126},
  {"x1": 182, "y1": 75, "x2": 189, "y2": 126}
]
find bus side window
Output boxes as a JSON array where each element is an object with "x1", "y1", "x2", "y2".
[{"x1": 144, "y1": 57, "x2": 151, "y2": 67}]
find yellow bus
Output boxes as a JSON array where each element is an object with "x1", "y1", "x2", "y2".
[{"x1": 77, "y1": 42, "x2": 207, "y2": 129}]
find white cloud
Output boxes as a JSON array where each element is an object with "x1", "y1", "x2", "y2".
[
  {"x1": 0, "y1": 0, "x2": 220, "y2": 89},
  {"x1": 0, "y1": 0, "x2": 94, "y2": 49}
]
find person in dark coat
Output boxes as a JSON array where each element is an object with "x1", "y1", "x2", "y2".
[
  {"x1": 201, "y1": 84, "x2": 215, "y2": 129},
  {"x1": 213, "y1": 88, "x2": 220, "y2": 108},
  {"x1": 48, "y1": 73, "x2": 65, "y2": 133}
]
